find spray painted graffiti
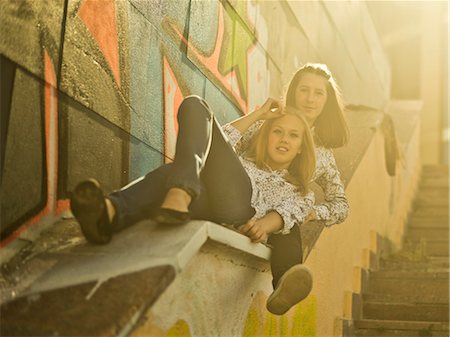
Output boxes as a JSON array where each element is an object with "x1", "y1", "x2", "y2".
[
  {"x1": 242, "y1": 292, "x2": 317, "y2": 337},
  {"x1": 77, "y1": 0, "x2": 121, "y2": 88},
  {"x1": 1, "y1": 0, "x2": 275, "y2": 242},
  {"x1": 163, "y1": 1, "x2": 269, "y2": 114}
]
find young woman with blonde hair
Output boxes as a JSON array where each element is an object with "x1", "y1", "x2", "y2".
[{"x1": 71, "y1": 95, "x2": 318, "y2": 313}]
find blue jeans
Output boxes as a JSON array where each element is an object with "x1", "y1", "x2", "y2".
[
  {"x1": 108, "y1": 96, "x2": 255, "y2": 230},
  {"x1": 108, "y1": 95, "x2": 302, "y2": 287}
]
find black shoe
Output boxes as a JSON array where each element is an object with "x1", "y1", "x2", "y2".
[
  {"x1": 70, "y1": 179, "x2": 112, "y2": 244},
  {"x1": 153, "y1": 208, "x2": 190, "y2": 225},
  {"x1": 266, "y1": 265, "x2": 313, "y2": 315}
]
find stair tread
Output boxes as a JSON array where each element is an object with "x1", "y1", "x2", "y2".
[
  {"x1": 370, "y1": 270, "x2": 449, "y2": 278},
  {"x1": 363, "y1": 302, "x2": 449, "y2": 322},
  {"x1": 364, "y1": 301, "x2": 449, "y2": 307},
  {"x1": 356, "y1": 168, "x2": 449, "y2": 332},
  {"x1": 363, "y1": 293, "x2": 449, "y2": 304},
  {"x1": 355, "y1": 319, "x2": 449, "y2": 330},
  {"x1": 380, "y1": 260, "x2": 449, "y2": 271}
]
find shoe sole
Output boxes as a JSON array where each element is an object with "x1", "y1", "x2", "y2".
[
  {"x1": 266, "y1": 265, "x2": 313, "y2": 315},
  {"x1": 153, "y1": 208, "x2": 190, "y2": 225},
  {"x1": 70, "y1": 179, "x2": 111, "y2": 244}
]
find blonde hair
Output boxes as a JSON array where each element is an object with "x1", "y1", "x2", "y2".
[
  {"x1": 245, "y1": 109, "x2": 316, "y2": 195},
  {"x1": 285, "y1": 63, "x2": 349, "y2": 148}
]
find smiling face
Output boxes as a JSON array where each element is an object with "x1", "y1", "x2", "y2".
[
  {"x1": 294, "y1": 72, "x2": 328, "y2": 125},
  {"x1": 266, "y1": 114, "x2": 306, "y2": 171}
]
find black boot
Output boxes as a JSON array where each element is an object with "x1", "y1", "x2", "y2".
[{"x1": 70, "y1": 179, "x2": 113, "y2": 244}]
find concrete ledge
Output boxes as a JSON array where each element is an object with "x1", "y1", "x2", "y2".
[
  {"x1": 1, "y1": 265, "x2": 176, "y2": 337},
  {"x1": 11, "y1": 220, "x2": 270, "y2": 298},
  {"x1": 1, "y1": 220, "x2": 271, "y2": 335}
]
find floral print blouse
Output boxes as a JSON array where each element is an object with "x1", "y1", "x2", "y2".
[
  {"x1": 312, "y1": 144, "x2": 349, "y2": 226},
  {"x1": 223, "y1": 120, "x2": 349, "y2": 230},
  {"x1": 222, "y1": 123, "x2": 315, "y2": 234}
]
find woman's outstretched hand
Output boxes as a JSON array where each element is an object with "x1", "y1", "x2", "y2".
[
  {"x1": 304, "y1": 208, "x2": 317, "y2": 223},
  {"x1": 255, "y1": 98, "x2": 284, "y2": 120},
  {"x1": 238, "y1": 211, "x2": 284, "y2": 243},
  {"x1": 238, "y1": 219, "x2": 268, "y2": 243}
]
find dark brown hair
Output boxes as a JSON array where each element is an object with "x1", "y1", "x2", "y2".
[{"x1": 285, "y1": 63, "x2": 349, "y2": 148}]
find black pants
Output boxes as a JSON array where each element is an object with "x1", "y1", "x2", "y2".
[
  {"x1": 108, "y1": 95, "x2": 302, "y2": 287},
  {"x1": 268, "y1": 225, "x2": 303, "y2": 288}
]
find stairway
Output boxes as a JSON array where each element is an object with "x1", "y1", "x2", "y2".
[{"x1": 354, "y1": 165, "x2": 449, "y2": 337}]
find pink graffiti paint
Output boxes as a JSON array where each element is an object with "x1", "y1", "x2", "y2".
[
  {"x1": 78, "y1": 0, "x2": 121, "y2": 88},
  {"x1": 167, "y1": 5, "x2": 249, "y2": 113},
  {"x1": 163, "y1": 57, "x2": 184, "y2": 163}
]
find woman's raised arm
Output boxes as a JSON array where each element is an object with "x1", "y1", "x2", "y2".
[{"x1": 230, "y1": 98, "x2": 284, "y2": 133}]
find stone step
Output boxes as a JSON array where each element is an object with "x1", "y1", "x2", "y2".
[
  {"x1": 412, "y1": 203, "x2": 449, "y2": 210},
  {"x1": 368, "y1": 271, "x2": 449, "y2": 299},
  {"x1": 355, "y1": 319, "x2": 449, "y2": 337},
  {"x1": 428, "y1": 257, "x2": 450, "y2": 269},
  {"x1": 409, "y1": 219, "x2": 449, "y2": 228},
  {"x1": 370, "y1": 269, "x2": 449, "y2": 280},
  {"x1": 380, "y1": 257, "x2": 449, "y2": 271},
  {"x1": 414, "y1": 214, "x2": 449, "y2": 223},
  {"x1": 364, "y1": 291, "x2": 449, "y2": 305},
  {"x1": 420, "y1": 172, "x2": 449, "y2": 179},
  {"x1": 414, "y1": 198, "x2": 449, "y2": 207},
  {"x1": 407, "y1": 240, "x2": 449, "y2": 257},
  {"x1": 410, "y1": 207, "x2": 449, "y2": 218},
  {"x1": 420, "y1": 169, "x2": 449, "y2": 179},
  {"x1": 416, "y1": 189, "x2": 449, "y2": 198},
  {"x1": 420, "y1": 171, "x2": 449, "y2": 178},
  {"x1": 408, "y1": 227, "x2": 449, "y2": 240},
  {"x1": 419, "y1": 181, "x2": 449, "y2": 189},
  {"x1": 362, "y1": 302, "x2": 449, "y2": 322},
  {"x1": 403, "y1": 236, "x2": 449, "y2": 259}
]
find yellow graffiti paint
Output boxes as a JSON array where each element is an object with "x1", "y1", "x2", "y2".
[
  {"x1": 242, "y1": 291, "x2": 317, "y2": 337},
  {"x1": 167, "y1": 319, "x2": 191, "y2": 337},
  {"x1": 279, "y1": 313, "x2": 289, "y2": 336},
  {"x1": 264, "y1": 312, "x2": 278, "y2": 336},
  {"x1": 242, "y1": 308, "x2": 259, "y2": 337},
  {"x1": 290, "y1": 296, "x2": 317, "y2": 337}
]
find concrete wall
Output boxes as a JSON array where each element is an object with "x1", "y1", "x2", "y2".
[
  {"x1": 127, "y1": 123, "x2": 421, "y2": 337},
  {"x1": 0, "y1": 0, "x2": 391, "y2": 242},
  {"x1": 368, "y1": 1, "x2": 448, "y2": 164}
]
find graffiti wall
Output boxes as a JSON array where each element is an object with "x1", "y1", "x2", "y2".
[
  {"x1": 130, "y1": 242, "x2": 318, "y2": 337},
  {"x1": 0, "y1": 0, "x2": 389, "y2": 247}
]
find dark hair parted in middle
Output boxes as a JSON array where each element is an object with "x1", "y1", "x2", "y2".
[{"x1": 285, "y1": 63, "x2": 349, "y2": 149}]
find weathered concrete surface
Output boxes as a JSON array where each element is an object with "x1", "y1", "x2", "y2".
[
  {"x1": 1, "y1": 265, "x2": 175, "y2": 337},
  {"x1": 16, "y1": 220, "x2": 269, "y2": 297},
  {"x1": 0, "y1": 0, "x2": 64, "y2": 79},
  {"x1": 1, "y1": 68, "x2": 45, "y2": 235},
  {"x1": 61, "y1": 96, "x2": 128, "y2": 194},
  {"x1": 0, "y1": 219, "x2": 271, "y2": 336}
]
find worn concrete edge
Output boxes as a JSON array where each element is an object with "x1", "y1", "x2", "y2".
[
  {"x1": 10, "y1": 221, "x2": 270, "y2": 301},
  {"x1": 0, "y1": 213, "x2": 59, "y2": 265},
  {"x1": 206, "y1": 222, "x2": 271, "y2": 260},
  {"x1": 168, "y1": 221, "x2": 270, "y2": 271}
]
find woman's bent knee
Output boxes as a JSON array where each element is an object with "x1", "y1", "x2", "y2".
[{"x1": 178, "y1": 95, "x2": 212, "y2": 121}]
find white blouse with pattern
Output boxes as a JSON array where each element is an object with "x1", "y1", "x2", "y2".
[
  {"x1": 222, "y1": 123, "x2": 315, "y2": 234},
  {"x1": 223, "y1": 120, "x2": 349, "y2": 230},
  {"x1": 312, "y1": 144, "x2": 349, "y2": 226}
]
